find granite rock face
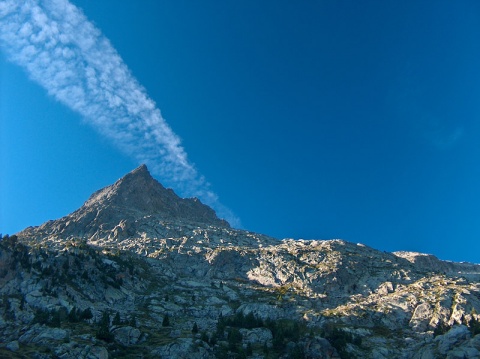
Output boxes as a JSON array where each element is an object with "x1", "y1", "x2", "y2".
[{"x1": 3, "y1": 165, "x2": 480, "y2": 358}]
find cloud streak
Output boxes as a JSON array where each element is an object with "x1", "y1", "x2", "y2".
[{"x1": 0, "y1": 0, "x2": 239, "y2": 226}]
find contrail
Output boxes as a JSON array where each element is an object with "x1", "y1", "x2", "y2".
[{"x1": 0, "y1": 0, "x2": 239, "y2": 226}]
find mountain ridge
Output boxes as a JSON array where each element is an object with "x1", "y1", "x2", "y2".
[{"x1": 4, "y1": 165, "x2": 480, "y2": 358}]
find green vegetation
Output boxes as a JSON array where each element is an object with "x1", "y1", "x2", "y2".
[
  {"x1": 113, "y1": 312, "x2": 122, "y2": 326},
  {"x1": 433, "y1": 321, "x2": 451, "y2": 337},
  {"x1": 322, "y1": 324, "x2": 361, "y2": 359},
  {"x1": 468, "y1": 316, "x2": 480, "y2": 336},
  {"x1": 212, "y1": 311, "x2": 307, "y2": 358},
  {"x1": 96, "y1": 311, "x2": 114, "y2": 342},
  {"x1": 33, "y1": 307, "x2": 61, "y2": 327},
  {"x1": 162, "y1": 314, "x2": 170, "y2": 327},
  {"x1": 0, "y1": 234, "x2": 31, "y2": 271},
  {"x1": 32, "y1": 305, "x2": 93, "y2": 328}
]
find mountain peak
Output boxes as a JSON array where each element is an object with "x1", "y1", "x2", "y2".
[
  {"x1": 126, "y1": 163, "x2": 150, "y2": 179},
  {"x1": 133, "y1": 163, "x2": 148, "y2": 172},
  {"x1": 18, "y1": 165, "x2": 229, "y2": 241},
  {"x1": 82, "y1": 164, "x2": 166, "y2": 210},
  {"x1": 83, "y1": 164, "x2": 229, "y2": 227}
]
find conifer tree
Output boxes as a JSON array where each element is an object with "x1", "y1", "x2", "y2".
[
  {"x1": 96, "y1": 311, "x2": 113, "y2": 342},
  {"x1": 162, "y1": 314, "x2": 170, "y2": 327},
  {"x1": 113, "y1": 312, "x2": 121, "y2": 325}
]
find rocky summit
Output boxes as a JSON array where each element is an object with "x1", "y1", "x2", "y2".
[
  {"x1": 19, "y1": 164, "x2": 229, "y2": 242},
  {"x1": 2, "y1": 166, "x2": 480, "y2": 358}
]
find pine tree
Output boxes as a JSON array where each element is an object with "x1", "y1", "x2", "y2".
[
  {"x1": 201, "y1": 331, "x2": 209, "y2": 343},
  {"x1": 96, "y1": 311, "x2": 114, "y2": 342},
  {"x1": 68, "y1": 307, "x2": 79, "y2": 323},
  {"x1": 129, "y1": 315, "x2": 137, "y2": 327},
  {"x1": 162, "y1": 314, "x2": 170, "y2": 327},
  {"x1": 81, "y1": 308, "x2": 93, "y2": 320},
  {"x1": 113, "y1": 312, "x2": 121, "y2": 326},
  {"x1": 19, "y1": 296, "x2": 25, "y2": 311}
]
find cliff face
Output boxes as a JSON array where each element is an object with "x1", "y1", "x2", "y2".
[{"x1": 4, "y1": 165, "x2": 480, "y2": 358}]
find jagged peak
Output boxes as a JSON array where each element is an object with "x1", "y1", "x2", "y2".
[
  {"x1": 118, "y1": 164, "x2": 154, "y2": 185},
  {"x1": 80, "y1": 164, "x2": 229, "y2": 226},
  {"x1": 83, "y1": 164, "x2": 171, "y2": 208},
  {"x1": 132, "y1": 163, "x2": 148, "y2": 173}
]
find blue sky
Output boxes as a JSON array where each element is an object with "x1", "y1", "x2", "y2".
[{"x1": 1, "y1": 1, "x2": 480, "y2": 263}]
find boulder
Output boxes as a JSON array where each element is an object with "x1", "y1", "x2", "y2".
[
  {"x1": 446, "y1": 347, "x2": 480, "y2": 359},
  {"x1": 6, "y1": 340, "x2": 19, "y2": 352},
  {"x1": 104, "y1": 287, "x2": 125, "y2": 303},
  {"x1": 436, "y1": 325, "x2": 471, "y2": 355},
  {"x1": 303, "y1": 337, "x2": 340, "y2": 359},
  {"x1": 87, "y1": 346, "x2": 109, "y2": 359},
  {"x1": 206, "y1": 296, "x2": 226, "y2": 305},
  {"x1": 239, "y1": 327, "x2": 273, "y2": 346},
  {"x1": 410, "y1": 302, "x2": 433, "y2": 332},
  {"x1": 412, "y1": 345, "x2": 436, "y2": 359},
  {"x1": 19, "y1": 324, "x2": 68, "y2": 344},
  {"x1": 237, "y1": 303, "x2": 280, "y2": 320},
  {"x1": 151, "y1": 338, "x2": 212, "y2": 358},
  {"x1": 376, "y1": 282, "x2": 394, "y2": 295},
  {"x1": 112, "y1": 326, "x2": 141, "y2": 346}
]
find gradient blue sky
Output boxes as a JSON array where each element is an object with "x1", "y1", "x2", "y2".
[{"x1": 2, "y1": 1, "x2": 480, "y2": 263}]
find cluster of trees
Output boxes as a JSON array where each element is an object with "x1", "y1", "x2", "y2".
[
  {"x1": 0, "y1": 233, "x2": 17, "y2": 244},
  {"x1": 209, "y1": 311, "x2": 366, "y2": 358},
  {"x1": 33, "y1": 306, "x2": 93, "y2": 328},
  {"x1": 211, "y1": 311, "x2": 306, "y2": 359},
  {"x1": 322, "y1": 323, "x2": 361, "y2": 358},
  {"x1": 67, "y1": 306, "x2": 94, "y2": 323},
  {"x1": 0, "y1": 234, "x2": 31, "y2": 271}
]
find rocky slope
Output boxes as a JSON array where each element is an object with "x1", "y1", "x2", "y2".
[{"x1": 2, "y1": 165, "x2": 480, "y2": 358}]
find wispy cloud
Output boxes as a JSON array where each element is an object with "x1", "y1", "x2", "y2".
[
  {"x1": 0, "y1": 0, "x2": 239, "y2": 226},
  {"x1": 421, "y1": 114, "x2": 464, "y2": 150},
  {"x1": 390, "y1": 65, "x2": 465, "y2": 151}
]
